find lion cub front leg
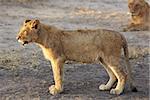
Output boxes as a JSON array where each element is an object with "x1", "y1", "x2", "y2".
[{"x1": 49, "y1": 57, "x2": 64, "y2": 95}]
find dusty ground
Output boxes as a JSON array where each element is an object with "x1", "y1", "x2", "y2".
[{"x1": 0, "y1": 0, "x2": 149, "y2": 100}]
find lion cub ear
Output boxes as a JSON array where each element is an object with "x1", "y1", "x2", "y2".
[
  {"x1": 24, "y1": 19, "x2": 31, "y2": 24},
  {"x1": 31, "y1": 19, "x2": 40, "y2": 29}
]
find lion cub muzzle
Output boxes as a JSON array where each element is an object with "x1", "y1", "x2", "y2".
[{"x1": 16, "y1": 36, "x2": 29, "y2": 46}]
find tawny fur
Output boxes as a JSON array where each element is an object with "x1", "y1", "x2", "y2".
[
  {"x1": 124, "y1": 0, "x2": 150, "y2": 31},
  {"x1": 17, "y1": 19, "x2": 137, "y2": 95}
]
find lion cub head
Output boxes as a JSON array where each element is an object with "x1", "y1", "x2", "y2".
[
  {"x1": 128, "y1": 0, "x2": 149, "y2": 16},
  {"x1": 16, "y1": 19, "x2": 40, "y2": 46}
]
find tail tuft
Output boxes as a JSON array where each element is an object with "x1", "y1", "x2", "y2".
[{"x1": 131, "y1": 87, "x2": 138, "y2": 92}]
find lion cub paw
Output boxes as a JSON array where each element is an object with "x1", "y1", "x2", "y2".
[
  {"x1": 49, "y1": 85, "x2": 63, "y2": 95},
  {"x1": 99, "y1": 84, "x2": 110, "y2": 91},
  {"x1": 110, "y1": 89, "x2": 122, "y2": 95}
]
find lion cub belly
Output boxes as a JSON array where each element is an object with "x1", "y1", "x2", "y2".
[{"x1": 64, "y1": 44, "x2": 100, "y2": 63}]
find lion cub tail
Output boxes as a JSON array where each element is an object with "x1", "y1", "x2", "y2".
[{"x1": 122, "y1": 36, "x2": 138, "y2": 92}]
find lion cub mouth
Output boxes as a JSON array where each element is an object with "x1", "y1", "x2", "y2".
[
  {"x1": 22, "y1": 41, "x2": 29, "y2": 46},
  {"x1": 18, "y1": 39, "x2": 29, "y2": 46}
]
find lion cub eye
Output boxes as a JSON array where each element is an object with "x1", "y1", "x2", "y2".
[
  {"x1": 135, "y1": 4, "x2": 140, "y2": 8},
  {"x1": 128, "y1": 3, "x2": 133, "y2": 7}
]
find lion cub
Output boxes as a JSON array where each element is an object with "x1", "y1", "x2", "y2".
[{"x1": 17, "y1": 19, "x2": 137, "y2": 95}]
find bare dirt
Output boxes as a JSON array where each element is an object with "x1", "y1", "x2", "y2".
[{"x1": 0, "y1": 0, "x2": 149, "y2": 100}]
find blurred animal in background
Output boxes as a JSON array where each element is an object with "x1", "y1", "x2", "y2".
[{"x1": 124, "y1": 0, "x2": 150, "y2": 31}]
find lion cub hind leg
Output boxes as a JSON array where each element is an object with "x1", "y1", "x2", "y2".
[
  {"x1": 99, "y1": 60, "x2": 117, "y2": 91},
  {"x1": 109, "y1": 65, "x2": 126, "y2": 95}
]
